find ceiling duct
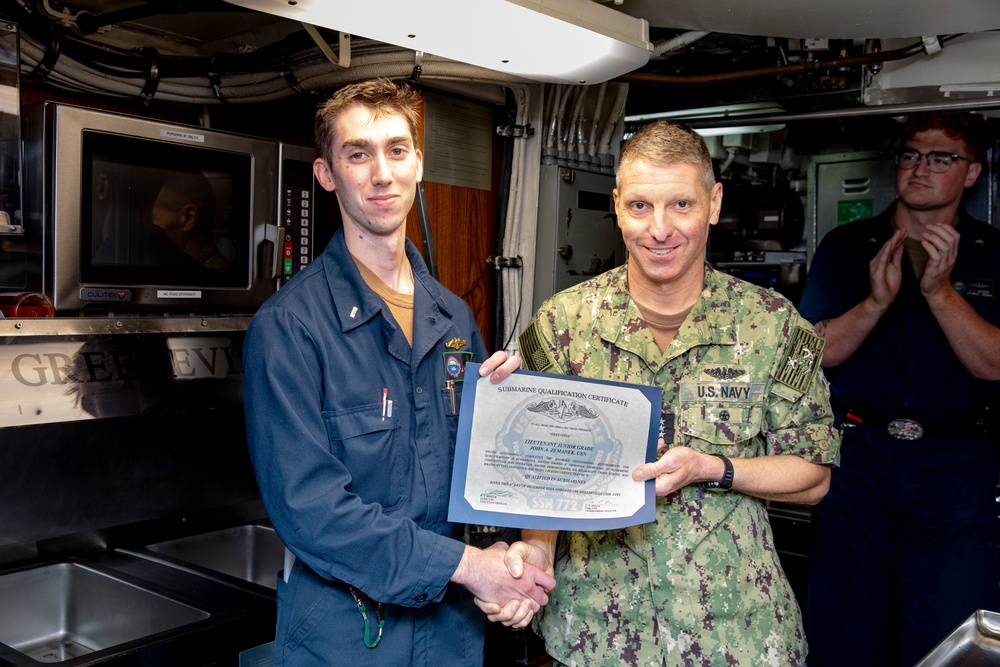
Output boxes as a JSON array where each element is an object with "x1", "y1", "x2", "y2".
[
  {"x1": 221, "y1": 0, "x2": 653, "y2": 84},
  {"x1": 864, "y1": 32, "x2": 1000, "y2": 106}
]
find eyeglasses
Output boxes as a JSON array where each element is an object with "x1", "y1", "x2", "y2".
[{"x1": 895, "y1": 149, "x2": 970, "y2": 173}]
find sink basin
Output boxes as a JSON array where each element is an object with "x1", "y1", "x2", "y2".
[
  {"x1": 144, "y1": 524, "x2": 284, "y2": 589},
  {"x1": 0, "y1": 562, "x2": 209, "y2": 663}
]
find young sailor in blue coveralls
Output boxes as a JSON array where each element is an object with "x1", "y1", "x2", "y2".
[{"x1": 243, "y1": 78, "x2": 555, "y2": 667}]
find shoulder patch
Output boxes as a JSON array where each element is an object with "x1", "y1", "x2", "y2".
[
  {"x1": 775, "y1": 325, "x2": 826, "y2": 393},
  {"x1": 518, "y1": 319, "x2": 554, "y2": 372}
]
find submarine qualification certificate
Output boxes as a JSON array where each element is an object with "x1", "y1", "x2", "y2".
[{"x1": 448, "y1": 363, "x2": 661, "y2": 531}]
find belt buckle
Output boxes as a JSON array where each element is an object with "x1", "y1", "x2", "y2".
[{"x1": 887, "y1": 418, "x2": 924, "y2": 440}]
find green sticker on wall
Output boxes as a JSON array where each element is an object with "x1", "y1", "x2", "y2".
[{"x1": 837, "y1": 199, "x2": 873, "y2": 225}]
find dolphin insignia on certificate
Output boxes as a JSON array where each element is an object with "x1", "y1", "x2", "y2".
[
  {"x1": 495, "y1": 394, "x2": 622, "y2": 504},
  {"x1": 525, "y1": 398, "x2": 599, "y2": 422}
]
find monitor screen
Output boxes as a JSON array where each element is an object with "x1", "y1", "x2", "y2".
[{"x1": 81, "y1": 130, "x2": 252, "y2": 289}]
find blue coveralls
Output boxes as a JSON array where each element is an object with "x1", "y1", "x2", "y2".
[
  {"x1": 799, "y1": 204, "x2": 1000, "y2": 667},
  {"x1": 243, "y1": 229, "x2": 489, "y2": 666}
]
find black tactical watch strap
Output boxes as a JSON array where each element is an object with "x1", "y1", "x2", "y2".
[{"x1": 704, "y1": 453, "x2": 734, "y2": 491}]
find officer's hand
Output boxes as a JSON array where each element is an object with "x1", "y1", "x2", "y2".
[
  {"x1": 503, "y1": 539, "x2": 556, "y2": 581},
  {"x1": 632, "y1": 445, "x2": 722, "y2": 497},
  {"x1": 868, "y1": 228, "x2": 906, "y2": 312},
  {"x1": 919, "y1": 223, "x2": 960, "y2": 300},
  {"x1": 480, "y1": 351, "x2": 521, "y2": 384},
  {"x1": 475, "y1": 539, "x2": 555, "y2": 628},
  {"x1": 455, "y1": 542, "x2": 555, "y2": 612},
  {"x1": 475, "y1": 595, "x2": 539, "y2": 628}
]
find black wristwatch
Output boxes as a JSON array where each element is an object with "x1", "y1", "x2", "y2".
[{"x1": 703, "y1": 453, "x2": 734, "y2": 491}]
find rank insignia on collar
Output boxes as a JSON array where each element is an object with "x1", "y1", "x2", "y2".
[
  {"x1": 445, "y1": 337, "x2": 468, "y2": 350},
  {"x1": 704, "y1": 366, "x2": 746, "y2": 381}
]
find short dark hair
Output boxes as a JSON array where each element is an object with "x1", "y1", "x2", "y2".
[
  {"x1": 617, "y1": 120, "x2": 715, "y2": 193},
  {"x1": 314, "y1": 78, "x2": 422, "y2": 162},
  {"x1": 902, "y1": 112, "x2": 994, "y2": 163},
  {"x1": 158, "y1": 169, "x2": 216, "y2": 238}
]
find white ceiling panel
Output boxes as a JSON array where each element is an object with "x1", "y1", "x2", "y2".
[{"x1": 607, "y1": 0, "x2": 1000, "y2": 39}]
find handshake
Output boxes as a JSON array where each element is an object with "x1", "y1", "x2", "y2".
[
  {"x1": 451, "y1": 355, "x2": 558, "y2": 628},
  {"x1": 452, "y1": 533, "x2": 556, "y2": 629}
]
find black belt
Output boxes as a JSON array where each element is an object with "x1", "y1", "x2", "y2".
[{"x1": 841, "y1": 409, "x2": 977, "y2": 441}]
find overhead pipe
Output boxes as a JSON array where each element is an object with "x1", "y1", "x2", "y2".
[
  {"x1": 55, "y1": 0, "x2": 251, "y2": 35},
  {"x1": 12, "y1": 0, "x2": 967, "y2": 108},
  {"x1": 73, "y1": 4, "x2": 179, "y2": 35},
  {"x1": 651, "y1": 30, "x2": 710, "y2": 58},
  {"x1": 19, "y1": 33, "x2": 533, "y2": 104},
  {"x1": 676, "y1": 97, "x2": 1000, "y2": 130},
  {"x1": 617, "y1": 35, "x2": 962, "y2": 87}
]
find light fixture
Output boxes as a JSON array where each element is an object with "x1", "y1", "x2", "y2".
[
  {"x1": 223, "y1": 0, "x2": 652, "y2": 85},
  {"x1": 626, "y1": 103, "x2": 788, "y2": 138}
]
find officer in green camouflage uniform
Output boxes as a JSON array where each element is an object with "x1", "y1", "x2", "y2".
[{"x1": 484, "y1": 120, "x2": 840, "y2": 666}]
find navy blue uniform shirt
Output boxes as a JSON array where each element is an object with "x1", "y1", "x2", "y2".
[
  {"x1": 799, "y1": 203, "x2": 1000, "y2": 424},
  {"x1": 244, "y1": 229, "x2": 489, "y2": 666}
]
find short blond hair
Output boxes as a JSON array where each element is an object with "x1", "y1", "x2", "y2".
[{"x1": 618, "y1": 120, "x2": 715, "y2": 192}]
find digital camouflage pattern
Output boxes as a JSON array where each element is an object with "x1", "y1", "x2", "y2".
[{"x1": 519, "y1": 264, "x2": 839, "y2": 667}]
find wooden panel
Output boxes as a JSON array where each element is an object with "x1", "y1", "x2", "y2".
[
  {"x1": 406, "y1": 93, "x2": 499, "y2": 348},
  {"x1": 406, "y1": 181, "x2": 496, "y2": 347}
]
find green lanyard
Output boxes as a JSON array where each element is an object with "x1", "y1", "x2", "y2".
[{"x1": 349, "y1": 586, "x2": 385, "y2": 649}]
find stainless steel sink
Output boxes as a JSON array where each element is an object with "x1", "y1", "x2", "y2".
[
  {"x1": 0, "y1": 561, "x2": 209, "y2": 663},
  {"x1": 914, "y1": 609, "x2": 1000, "y2": 666},
  {"x1": 143, "y1": 524, "x2": 284, "y2": 589}
]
